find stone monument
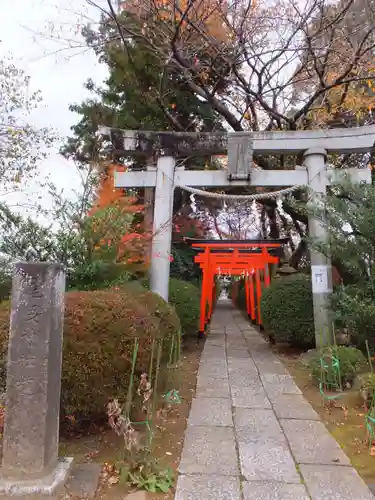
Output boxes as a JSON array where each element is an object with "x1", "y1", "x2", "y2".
[{"x1": 0, "y1": 262, "x2": 73, "y2": 496}]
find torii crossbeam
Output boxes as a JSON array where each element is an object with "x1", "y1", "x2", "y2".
[{"x1": 101, "y1": 124, "x2": 375, "y2": 347}]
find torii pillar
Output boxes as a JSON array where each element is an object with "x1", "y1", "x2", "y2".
[
  {"x1": 305, "y1": 148, "x2": 333, "y2": 347},
  {"x1": 149, "y1": 156, "x2": 176, "y2": 299}
]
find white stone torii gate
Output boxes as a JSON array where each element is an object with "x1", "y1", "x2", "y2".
[{"x1": 100, "y1": 125, "x2": 375, "y2": 347}]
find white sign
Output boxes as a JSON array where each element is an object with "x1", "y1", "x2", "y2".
[{"x1": 311, "y1": 265, "x2": 332, "y2": 294}]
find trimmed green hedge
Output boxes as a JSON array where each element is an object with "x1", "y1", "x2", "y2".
[
  {"x1": 135, "y1": 277, "x2": 201, "y2": 337},
  {"x1": 0, "y1": 288, "x2": 180, "y2": 426},
  {"x1": 168, "y1": 278, "x2": 200, "y2": 336},
  {"x1": 261, "y1": 274, "x2": 315, "y2": 348}
]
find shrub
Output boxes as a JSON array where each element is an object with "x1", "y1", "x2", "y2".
[
  {"x1": 67, "y1": 261, "x2": 131, "y2": 291},
  {"x1": 139, "y1": 277, "x2": 201, "y2": 337},
  {"x1": 168, "y1": 278, "x2": 200, "y2": 336},
  {"x1": 0, "y1": 275, "x2": 11, "y2": 303},
  {"x1": 308, "y1": 346, "x2": 367, "y2": 389},
  {"x1": 333, "y1": 284, "x2": 375, "y2": 353},
  {"x1": 114, "y1": 283, "x2": 181, "y2": 342},
  {"x1": 261, "y1": 274, "x2": 315, "y2": 347},
  {"x1": 0, "y1": 288, "x2": 180, "y2": 424}
]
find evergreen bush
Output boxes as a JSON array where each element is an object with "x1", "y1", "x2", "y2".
[
  {"x1": 168, "y1": 278, "x2": 200, "y2": 336},
  {"x1": 137, "y1": 277, "x2": 201, "y2": 337},
  {"x1": 308, "y1": 346, "x2": 366, "y2": 388},
  {"x1": 261, "y1": 274, "x2": 315, "y2": 347}
]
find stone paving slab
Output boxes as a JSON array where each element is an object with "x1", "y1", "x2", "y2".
[
  {"x1": 227, "y1": 348, "x2": 252, "y2": 359},
  {"x1": 178, "y1": 426, "x2": 239, "y2": 476},
  {"x1": 227, "y1": 342, "x2": 249, "y2": 350},
  {"x1": 202, "y1": 344, "x2": 226, "y2": 353},
  {"x1": 281, "y1": 419, "x2": 350, "y2": 465},
  {"x1": 208, "y1": 330, "x2": 226, "y2": 336},
  {"x1": 299, "y1": 464, "x2": 375, "y2": 500},
  {"x1": 188, "y1": 397, "x2": 233, "y2": 426},
  {"x1": 229, "y1": 371, "x2": 260, "y2": 387},
  {"x1": 199, "y1": 356, "x2": 226, "y2": 366},
  {"x1": 234, "y1": 407, "x2": 278, "y2": 431},
  {"x1": 228, "y1": 361, "x2": 258, "y2": 373},
  {"x1": 202, "y1": 344, "x2": 225, "y2": 352},
  {"x1": 175, "y1": 475, "x2": 241, "y2": 500},
  {"x1": 231, "y1": 385, "x2": 271, "y2": 409},
  {"x1": 205, "y1": 340, "x2": 226, "y2": 347},
  {"x1": 271, "y1": 394, "x2": 320, "y2": 420},
  {"x1": 254, "y1": 359, "x2": 289, "y2": 375},
  {"x1": 228, "y1": 359, "x2": 257, "y2": 372},
  {"x1": 203, "y1": 341, "x2": 225, "y2": 349},
  {"x1": 236, "y1": 429, "x2": 301, "y2": 483},
  {"x1": 66, "y1": 463, "x2": 101, "y2": 499},
  {"x1": 261, "y1": 374, "x2": 302, "y2": 396},
  {"x1": 228, "y1": 363, "x2": 259, "y2": 375},
  {"x1": 198, "y1": 364, "x2": 228, "y2": 379},
  {"x1": 242, "y1": 481, "x2": 310, "y2": 500},
  {"x1": 234, "y1": 409, "x2": 300, "y2": 483},
  {"x1": 200, "y1": 353, "x2": 226, "y2": 363},
  {"x1": 195, "y1": 377, "x2": 231, "y2": 398}
]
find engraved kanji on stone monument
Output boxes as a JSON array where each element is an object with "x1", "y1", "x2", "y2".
[{"x1": 0, "y1": 262, "x2": 73, "y2": 496}]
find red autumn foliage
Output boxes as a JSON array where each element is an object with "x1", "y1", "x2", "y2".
[
  {"x1": 89, "y1": 164, "x2": 129, "y2": 215},
  {"x1": 87, "y1": 163, "x2": 153, "y2": 272},
  {"x1": 172, "y1": 215, "x2": 207, "y2": 241}
]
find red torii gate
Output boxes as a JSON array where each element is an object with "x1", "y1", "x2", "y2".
[{"x1": 187, "y1": 239, "x2": 287, "y2": 336}]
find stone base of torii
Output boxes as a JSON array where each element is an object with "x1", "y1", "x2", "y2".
[{"x1": 99, "y1": 124, "x2": 375, "y2": 348}]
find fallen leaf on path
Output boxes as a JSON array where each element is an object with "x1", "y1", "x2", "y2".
[
  {"x1": 108, "y1": 476, "x2": 119, "y2": 485},
  {"x1": 341, "y1": 405, "x2": 348, "y2": 418}
]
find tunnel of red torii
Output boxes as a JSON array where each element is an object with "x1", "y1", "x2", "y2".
[{"x1": 186, "y1": 238, "x2": 288, "y2": 335}]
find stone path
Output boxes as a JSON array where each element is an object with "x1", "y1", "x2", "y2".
[{"x1": 175, "y1": 300, "x2": 374, "y2": 500}]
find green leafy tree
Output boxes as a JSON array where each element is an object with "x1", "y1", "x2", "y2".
[
  {"x1": 307, "y1": 176, "x2": 375, "y2": 351},
  {"x1": 0, "y1": 191, "x2": 145, "y2": 293}
]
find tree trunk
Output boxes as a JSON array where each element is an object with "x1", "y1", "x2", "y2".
[{"x1": 265, "y1": 206, "x2": 279, "y2": 239}]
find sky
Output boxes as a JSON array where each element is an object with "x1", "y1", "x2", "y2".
[{"x1": 0, "y1": 0, "x2": 108, "y2": 217}]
